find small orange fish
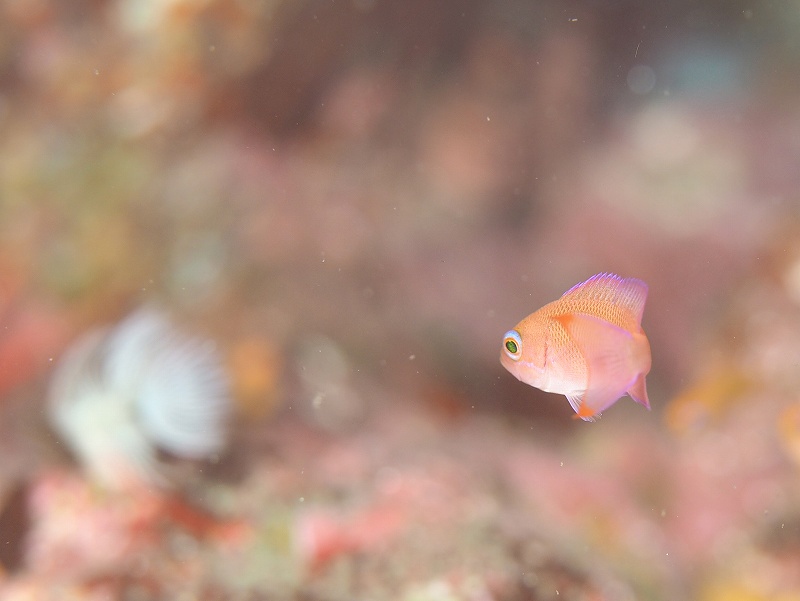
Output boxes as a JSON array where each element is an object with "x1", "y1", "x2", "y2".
[{"x1": 501, "y1": 273, "x2": 651, "y2": 421}]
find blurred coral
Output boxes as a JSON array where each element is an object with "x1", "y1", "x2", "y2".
[
  {"x1": 227, "y1": 335, "x2": 283, "y2": 419},
  {"x1": 777, "y1": 403, "x2": 800, "y2": 468},
  {"x1": 665, "y1": 362, "x2": 753, "y2": 434},
  {"x1": 24, "y1": 470, "x2": 162, "y2": 580},
  {"x1": 0, "y1": 299, "x2": 68, "y2": 399},
  {"x1": 48, "y1": 309, "x2": 231, "y2": 489}
]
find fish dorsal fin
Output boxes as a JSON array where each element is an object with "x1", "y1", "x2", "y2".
[{"x1": 561, "y1": 273, "x2": 648, "y2": 325}]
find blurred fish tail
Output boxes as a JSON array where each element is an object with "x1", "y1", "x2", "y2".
[{"x1": 627, "y1": 372, "x2": 650, "y2": 409}]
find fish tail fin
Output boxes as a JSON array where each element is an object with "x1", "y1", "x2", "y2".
[{"x1": 627, "y1": 372, "x2": 650, "y2": 409}]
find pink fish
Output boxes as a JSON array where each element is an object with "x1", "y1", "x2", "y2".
[{"x1": 501, "y1": 273, "x2": 651, "y2": 421}]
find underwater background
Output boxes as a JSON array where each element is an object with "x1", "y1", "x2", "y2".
[{"x1": 1, "y1": 0, "x2": 800, "y2": 599}]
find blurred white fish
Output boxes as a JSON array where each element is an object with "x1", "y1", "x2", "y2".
[{"x1": 48, "y1": 309, "x2": 231, "y2": 489}]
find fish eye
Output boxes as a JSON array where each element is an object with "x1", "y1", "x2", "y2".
[{"x1": 503, "y1": 330, "x2": 522, "y2": 361}]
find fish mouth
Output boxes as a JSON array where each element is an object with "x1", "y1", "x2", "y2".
[
  {"x1": 499, "y1": 354, "x2": 522, "y2": 382},
  {"x1": 500, "y1": 353, "x2": 545, "y2": 385}
]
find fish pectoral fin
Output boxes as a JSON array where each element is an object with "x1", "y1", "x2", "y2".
[
  {"x1": 555, "y1": 313, "x2": 634, "y2": 416},
  {"x1": 565, "y1": 392, "x2": 582, "y2": 415}
]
